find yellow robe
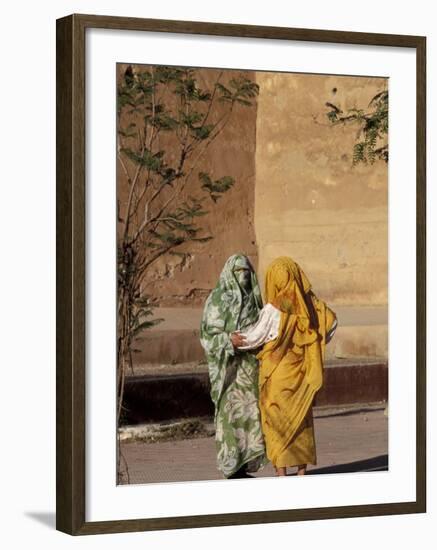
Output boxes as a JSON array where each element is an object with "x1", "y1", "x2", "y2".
[{"x1": 257, "y1": 257, "x2": 336, "y2": 468}]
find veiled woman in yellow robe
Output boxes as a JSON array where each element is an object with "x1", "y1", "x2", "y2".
[{"x1": 256, "y1": 257, "x2": 337, "y2": 476}]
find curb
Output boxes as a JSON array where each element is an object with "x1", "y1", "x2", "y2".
[{"x1": 121, "y1": 359, "x2": 388, "y2": 425}]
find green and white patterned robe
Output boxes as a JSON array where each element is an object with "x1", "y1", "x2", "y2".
[{"x1": 200, "y1": 254, "x2": 267, "y2": 478}]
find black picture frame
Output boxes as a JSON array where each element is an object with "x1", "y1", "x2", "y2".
[{"x1": 56, "y1": 13, "x2": 426, "y2": 535}]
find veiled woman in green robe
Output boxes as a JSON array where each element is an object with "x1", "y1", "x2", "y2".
[{"x1": 200, "y1": 254, "x2": 267, "y2": 479}]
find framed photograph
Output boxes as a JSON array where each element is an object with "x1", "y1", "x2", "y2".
[{"x1": 56, "y1": 13, "x2": 426, "y2": 535}]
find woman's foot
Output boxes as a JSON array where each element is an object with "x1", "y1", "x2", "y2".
[
  {"x1": 297, "y1": 464, "x2": 307, "y2": 476},
  {"x1": 275, "y1": 467, "x2": 287, "y2": 476}
]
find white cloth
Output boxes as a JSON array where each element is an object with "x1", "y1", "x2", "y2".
[
  {"x1": 326, "y1": 318, "x2": 338, "y2": 343},
  {"x1": 236, "y1": 303, "x2": 281, "y2": 350},
  {"x1": 236, "y1": 303, "x2": 338, "y2": 350}
]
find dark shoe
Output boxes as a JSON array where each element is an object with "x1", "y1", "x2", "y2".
[{"x1": 227, "y1": 467, "x2": 254, "y2": 479}]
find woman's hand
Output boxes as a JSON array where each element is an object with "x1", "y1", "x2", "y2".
[{"x1": 230, "y1": 332, "x2": 247, "y2": 348}]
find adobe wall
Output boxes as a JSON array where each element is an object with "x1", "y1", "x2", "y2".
[
  {"x1": 117, "y1": 65, "x2": 258, "y2": 306},
  {"x1": 254, "y1": 72, "x2": 388, "y2": 305}
]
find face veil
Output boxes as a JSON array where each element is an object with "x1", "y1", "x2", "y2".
[{"x1": 207, "y1": 254, "x2": 263, "y2": 332}]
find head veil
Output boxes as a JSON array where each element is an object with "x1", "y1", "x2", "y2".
[
  {"x1": 209, "y1": 254, "x2": 262, "y2": 332},
  {"x1": 200, "y1": 254, "x2": 263, "y2": 406},
  {"x1": 260, "y1": 256, "x2": 336, "y2": 365}
]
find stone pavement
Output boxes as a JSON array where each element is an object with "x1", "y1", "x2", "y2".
[{"x1": 119, "y1": 405, "x2": 388, "y2": 485}]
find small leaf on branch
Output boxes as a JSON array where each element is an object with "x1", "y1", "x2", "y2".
[
  {"x1": 199, "y1": 172, "x2": 235, "y2": 201},
  {"x1": 151, "y1": 112, "x2": 180, "y2": 131},
  {"x1": 131, "y1": 318, "x2": 164, "y2": 336},
  {"x1": 191, "y1": 124, "x2": 214, "y2": 140},
  {"x1": 180, "y1": 111, "x2": 203, "y2": 128},
  {"x1": 120, "y1": 147, "x2": 165, "y2": 171}
]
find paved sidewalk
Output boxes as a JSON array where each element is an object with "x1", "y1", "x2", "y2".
[{"x1": 119, "y1": 406, "x2": 388, "y2": 485}]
